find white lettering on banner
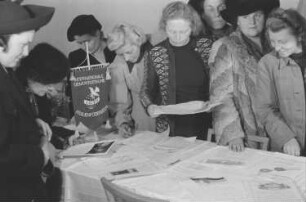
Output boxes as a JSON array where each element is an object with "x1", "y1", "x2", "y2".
[
  {"x1": 74, "y1": 79, "x2": 105, "y2": 87},
  {"x1": 75, "y1": 106, "x2": 108, "y2": 117},
  {"x1": 76, "y1": 74, "x2": 104, "y2": 82}
]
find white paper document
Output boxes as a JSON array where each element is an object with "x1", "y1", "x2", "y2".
[{"x1": 59, "y1": 139, "x2": 115, "y2": 158}]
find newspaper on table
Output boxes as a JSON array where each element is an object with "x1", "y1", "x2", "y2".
[{"x1": 59, "y1": 139, "x2": 116, "y2": 158}]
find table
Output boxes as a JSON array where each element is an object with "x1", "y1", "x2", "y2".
[{"x1": 57, "y1": 130, "x2": 306, "y2": 202}]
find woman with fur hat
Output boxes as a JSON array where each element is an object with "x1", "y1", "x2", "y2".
[
  {"x1": 256, "y1": 8, "x2": 306, "y2": 156},
  {"x1": 209, "y1": 0, "x2": 279, "y2": 151},
  {"x1": 107, "y1": 23, "x2": 155, "y2": 137},
  {"x1": 0, "y1": 1, "x2": 56, "y2": 201}
]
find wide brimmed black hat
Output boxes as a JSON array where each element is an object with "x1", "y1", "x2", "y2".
[
  {"x1": 67, "y1": 15, "x2": 102, "y2": 42},
  {"x1": 221, "y1": 0, "x2": 280, "y2": 25},
  {"x1": 0, "y1": 1, "x2": 55, "y2": 35}
]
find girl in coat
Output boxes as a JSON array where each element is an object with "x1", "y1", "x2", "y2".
[{"x1": 256, "y1": 9, "x2": 306, "y2": 156}]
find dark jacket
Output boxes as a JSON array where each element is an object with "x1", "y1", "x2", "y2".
[
  {"x1": 140, "y1": 37, "x2": 212, "y2": 138},
  {"x1": 0, "y1": 67, "x2": 47, "y2": 201}
]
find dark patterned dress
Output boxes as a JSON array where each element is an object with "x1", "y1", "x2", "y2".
[{"x1": 140, "y1": 37, "x2": 212, "y2": 139}]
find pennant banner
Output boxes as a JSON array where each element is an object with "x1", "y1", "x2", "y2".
[{"x1": 70, "y1": 64, "x2": 109, "y2": 130}]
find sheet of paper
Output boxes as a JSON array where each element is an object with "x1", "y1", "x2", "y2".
[
  {"x1": 67, "y1": 151, "x2": 166, "y2": 180},
  {"x1": 157, "y1": 100, "x2": 222, "y2": 115},
  {"x1": 190, "y1": 146, "x2": 267, "y2": 168},
  {"x1": 243, "y1": 176, "x2": 305, "y2": 202},
  {"x1": 248, "y1": 152, "x2": 306, "y2": 199},
  {"x1": 120, "y1": 128, "x2": 169, "y2": 147},
  {"x1": 152, "y1": 136, "x2": 196, "y2": 152},
  {"x1": 59, "y1": 139, "x2": 115, "y2": 158}
]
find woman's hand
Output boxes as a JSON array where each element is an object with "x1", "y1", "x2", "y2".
[
  {"x1": 36, "y1": 118, "x2": 52, "y2": 141},
  {"x1": 283, "y1": 138, "x2": 300, "y2": 156},
  {"x1": 119, "y1": 123, "x2": 135, "y2": 138},
  {"x1": 228, "y1": 138, "x2": 244, "y2": 152},
  {"x1": 40, "y1": 136, "x2": 58, "y2": 165}
]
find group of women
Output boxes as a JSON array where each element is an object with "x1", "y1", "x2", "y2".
[
  {"x1": 0, "y1": 0, "x2": 305, "y2": 200},
  {"x1": 16, "y1": 0, "x2": 306, "y2": 157},
  {"x1": 99, "y1": 0, "x2": 306, "y2": 157}
]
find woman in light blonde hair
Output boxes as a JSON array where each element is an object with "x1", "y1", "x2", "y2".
[
  {"x1": 107, "y1": 23, "x2": 155, "y2": 137},
  {"x1": 140, "y1": 1, "x2": 212, "y2": 140}
]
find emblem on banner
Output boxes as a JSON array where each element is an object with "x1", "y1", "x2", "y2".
[{"x1": 84, "y1": 86, "x2": 101, "y2": 109}]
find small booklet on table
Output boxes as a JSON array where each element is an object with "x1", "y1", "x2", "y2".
[{"x1": 59, "y1": 139, "x2": 116, "y2": 158}]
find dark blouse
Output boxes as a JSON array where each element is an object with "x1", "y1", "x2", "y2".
[{"x1": 171, "y1": 40, "x2": 209, "y2": 139}]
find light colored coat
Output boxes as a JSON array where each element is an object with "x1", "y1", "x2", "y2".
[
  {"x1": 109, "y1": 55, "x2": 155, "y2": 131},
  {"x1": 256, "y1": 51, "x2": 305, "y2": 152}
]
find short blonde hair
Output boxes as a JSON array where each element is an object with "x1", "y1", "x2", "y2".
[
  {"x1": 159, "y1": 1, "x2": 203, "y2": 36},
  {"x1": 107, "y1": 23, "x2": 146, "y2": 52}
]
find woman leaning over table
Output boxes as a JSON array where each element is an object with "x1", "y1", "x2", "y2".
[
  {"x1": 209, "y1": 0, "x2": 279, "y2": 151},
  {"x1": 255, "y1": 9, "x2": 306, "y2": 157},
  {"x1": 107, "y1": 23, "x2": 156, "y2": 137},
  {"x1": 140, "y1": 1, "x2": 212, "y2": 140},
  {"x1": 188, "y1": 0, "x2": 233, "y2": 41}
]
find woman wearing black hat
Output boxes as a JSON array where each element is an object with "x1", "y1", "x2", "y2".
[
  {"x1": 16, "y1": 43, "x2": 70, "y2": 142},
  {"x1": 0, "y1": 1, "x2": 56, "y2": 201},
  {"x1": 209, "y1": 0, "x2": 279, "y2": 152}
]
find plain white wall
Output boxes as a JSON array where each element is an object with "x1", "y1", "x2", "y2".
[{"x1": 25, "y1": 0, "x2": 300, "y2": 55}]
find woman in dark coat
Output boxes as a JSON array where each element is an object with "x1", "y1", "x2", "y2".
[{"x1": 0, "y1": 1, "x2": 55, "y2": 201}]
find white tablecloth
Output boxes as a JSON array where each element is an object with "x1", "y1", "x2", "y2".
[{"x1": 58, "y1": 131, "x2": 306, "y2": 202}]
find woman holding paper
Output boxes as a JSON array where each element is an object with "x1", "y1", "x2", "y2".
[
  {"x1": 209, "y1": 0, "x2": 279, "y2": 151},
  {"x1": 140, "y1": 1, "x2": 212, "y2": 140},
  {"x1": 255, "y1": 9, "x2": 306, "y2": 156},
  {"x1": 107, "y1": 23, "x2": 156, "y2": 137}
]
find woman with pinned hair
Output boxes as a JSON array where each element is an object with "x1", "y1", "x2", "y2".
[
  {"x1": 107, "y1": 23, "x2": 155, "y2": 137},
  {"x1": 255, "y1": 8, "x2": 306, "y2": 156},
  {"x1": 209, "y1": 0, "x2": 279, "y2": 151},
  {"x1": 140, "y1": 1, "x2": 212, "y2": 140}
]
